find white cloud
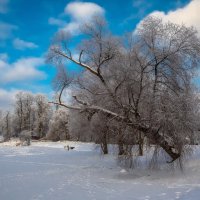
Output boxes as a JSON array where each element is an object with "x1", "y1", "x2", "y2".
[
  {"x1": 0, "y1": 53, "x2": 8, "y2": 61},
  {"x1": 65, "y1": 2, "x2": 104, "y2": 22},
  {"x1": 133, "y1": 0, "x2": 151, "y2": 9},
  {"x1": 0, "y1": 57, "x2": 46, "y2": 83},
  {"x1": 13, "y1": 38, "x2": 38, "y2": 50},
  {"x1": 0, "y1": 88, "x2": 19, "y2": 111},
  {"x1": 48, "y1": 17, "x2": 66, "y2": 26},
  {"x1": 64, "y1": 2, "x2": 105, "y2": 34},
  {"x1": 49, "y1": 2, "x2": 105, "y2": 35},
  {"x1": 0, "y1": 0, "x2": 9, "y2": 14},
  {"x1": 0, "y1": 88, "x2": 37, "y2": 111},
  {"x1": 0, "y1": 59, "x2": 9, "y2": 70},
  {"x1": 0, "y1": 53, "x2": 9, "y2": 69},
  {"x1": 0, "y1": 21, "x2": 17, "y2": 41},
  {"x1": 138, "y1": 0, "x2": 200, "y2": 36}
]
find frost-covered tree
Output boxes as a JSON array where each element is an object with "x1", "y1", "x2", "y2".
[
  {"x1": 0, "y1": 110, "x2": 3, "y2": 136},
  {"x1": 47, "y1": 108, "x2": 69, "y2": 141},
  {"x1": 34, "y1": 94, "x2": 52, "y2": 138},
  {"x1": 13, "y1": 92, "x2": 35, "y2": 136},
  {"x1": 11, "y1": 92, "x2": 52, "y2": 139},
  {"x1": 69, "y1": 110, "x2": 94, "y2": 142},
  {"x1": 2, "y1": 111, "x2": 12, "y2": 141},
  {"x1": 48, "y1": 16, "x2": 200, "y2": 163}
]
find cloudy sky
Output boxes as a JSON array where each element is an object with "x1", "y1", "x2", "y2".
[{"x1": 1, "y1": 0, "x2": 199, "y2": 110}]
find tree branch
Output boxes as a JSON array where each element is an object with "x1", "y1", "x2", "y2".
[{"x1": 52, "y1": 47, "x2": 98, "y2": 76}]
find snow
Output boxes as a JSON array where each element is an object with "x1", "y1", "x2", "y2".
[{"x1": 0, "y1": 141, "x2": 200, "y2": 200}]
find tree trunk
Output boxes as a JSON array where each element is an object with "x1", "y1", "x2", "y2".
[
  {"x1": 122, "y1": 118, "x2": 180, "y2": 162},
  {"x1": 118, "y1": 143, "x2": 125, "y2": 155},
  {"x1": 101, "y1": 132, "x2": 108, "y2": 154},
  {"x1": 140, "y1": 126, "x2": 180, "y2": 162},
  {"x1": 118, "y1": 129, "x2": 125, "y2": 155},
  {"x1": 138, "y1": 132, "x2": 143, "y2": 156}
]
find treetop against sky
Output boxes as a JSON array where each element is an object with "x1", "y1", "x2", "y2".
[{"x1": 0, "y1": 0, "x2": 198, "y2": 110}]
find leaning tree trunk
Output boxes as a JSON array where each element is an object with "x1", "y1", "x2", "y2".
[
  {"x1": 119, "y1": 116, "x2": 181, "y2": 162},
  {"x1": 49, "y1": 103, "x2": 181, "y2": 162},
  {"x1": 137, "y1": 125, "x2": 180, "y2": 162},
  {"x1": 150, "y1": 132, "x2": 180, "y2": 163}
]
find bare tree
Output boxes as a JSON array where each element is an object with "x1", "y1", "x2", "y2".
[
  {"x1": 47, "y1": 16, "x2": 200, "y2": 163},
  {"x1": 13, "y1": 92, "x2": 35, "y2": 135},
  {"x1": 90, "y1": 113, "x2": 110, "y2": 154},
  {"x1": 34, "y1": 94, "x2": 52, "y2": 138},
  {"x1": 47, "y1": 108, "x2": 69, "y2": 141},
  {"x1": 2, "y1": 111, "x2": 11, "y2": 141},
  {"x1": 12, "y1": 92, "x2": 52, "y2": 139},
  {"x1": 0, "y1": 110, "x2": 3, "y2": 136},
  {"x1": 68, "y1": 110, "x2": 93, "y2": 142}
]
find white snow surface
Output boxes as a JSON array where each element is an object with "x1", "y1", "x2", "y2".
[{"x1": 0, "y1": 140, "x2": 200, "y2": 200}]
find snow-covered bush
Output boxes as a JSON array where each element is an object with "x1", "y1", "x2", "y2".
[{"x1": 19, "y1": 130, "x2": 32, "y2": 146}]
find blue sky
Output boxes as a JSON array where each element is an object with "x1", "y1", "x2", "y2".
[{"x1": 1, "y1": 0, "x2": 198, "y2": 110}]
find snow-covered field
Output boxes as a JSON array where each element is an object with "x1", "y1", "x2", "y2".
[{"x1": 0, "y1": 140, "x2": 200, "y2": 200}]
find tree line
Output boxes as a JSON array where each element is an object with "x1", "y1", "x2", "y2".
[{"x1": 0, "y1": 92, "x2": 70, "y2": 142}]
